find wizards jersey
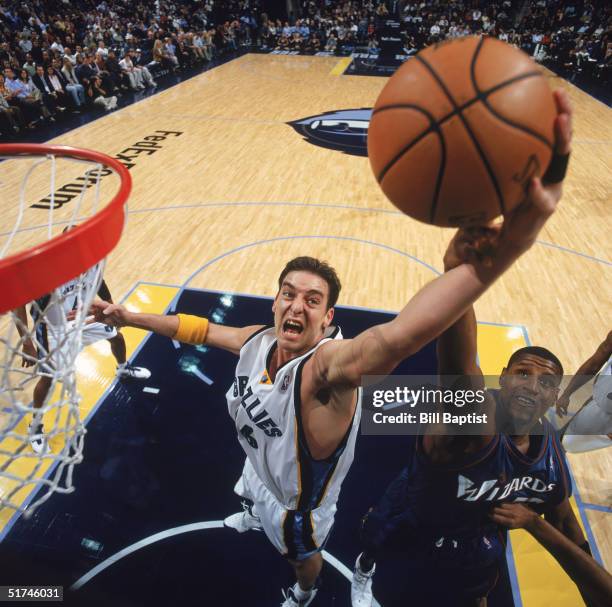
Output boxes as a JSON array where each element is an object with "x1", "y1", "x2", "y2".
[
  {"x1": 226, "y1": 325, "x2": 361, "y2": 511},
  {"x1": 366, "y1": 391, "x2": 572, "y2": 558}
]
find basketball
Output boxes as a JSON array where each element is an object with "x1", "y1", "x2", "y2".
[{"x1": 368, "y1": 36, "x2": 557, "y2": 227}]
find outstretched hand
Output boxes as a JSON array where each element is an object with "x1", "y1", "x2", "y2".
[
  {"x1": 90, "y1": 300, "x2": 132, "y2": 328},
  {"x1": 443, "y1": 90, "x2": 572, "y2": 271}
]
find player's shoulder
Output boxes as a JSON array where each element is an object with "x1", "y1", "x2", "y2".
[{"x1": 239, "y1": 324, "x2": 270, "y2": 349}]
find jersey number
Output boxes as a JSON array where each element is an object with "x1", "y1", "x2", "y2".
[{"x1": 240, "y1": 424, "x2": 258, "y2": 449}]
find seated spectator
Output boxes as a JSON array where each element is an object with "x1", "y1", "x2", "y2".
[
  {"x1": 46, "y1": 65, "x2": 76, "y2": 111},
  {"x1": 60, "y1": 57, "x2": 86, "y2": 108},
  {"x1": 0, "y1": 81, "x2": 26, "y2": 134},
  {"x1": 119, "y1": 50, "x2": 156, "y2": 89},
  {"x1": 2, "y1": 67, "x2": 51, "y2": 124},
  {"x1": 30, "y1": 66, "x2": 63, "y2": 115},
  {"x1": 105, "y1": 50, "x2": 131, "y2": 91},
  {"x1": 22, "y1": 53, "x2": 37, "y2": 77},
  {"x1": 75, "y1": 53, "x2": 96, "y2": 87},
  {"x1": 86, "y1": 75, "x2": 117, "y2": 111}
]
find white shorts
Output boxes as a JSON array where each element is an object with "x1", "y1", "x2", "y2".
[
  {"x1": 37, "y1": 322, "x2": 118, "y2": 372},
  {"x1": 234, "y1": 458, "x2": 337, "y2": 560}
]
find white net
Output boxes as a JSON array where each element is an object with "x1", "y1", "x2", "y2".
[{"x1": 0, "y1": 149, "x2": 126, "y2": 516}]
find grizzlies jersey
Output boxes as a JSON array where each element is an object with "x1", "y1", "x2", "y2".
[
  {"x1": 31, "y1": 264, "x2": 103, "y2": 327},
  {"x1": 226, "y1": 325, "x2": 361, "y2": 511}
]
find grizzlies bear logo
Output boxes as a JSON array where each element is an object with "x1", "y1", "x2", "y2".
[{"x1": 288, "y1": 109, "x2": 372, "y2": 156}]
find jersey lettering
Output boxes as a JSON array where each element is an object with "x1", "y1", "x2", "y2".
[
  {"x1": 233, "y1": 375, "x2": 249, "y2": 398},
  {"x1": 457, "y1": 473, "x2": 556, "y2": 503},
  {"x1": 239, "y1": 385, "x2": 283, "y2": 438},
  {"x1": 239, "y1": 424, "x2": 258, "y2": 449}
]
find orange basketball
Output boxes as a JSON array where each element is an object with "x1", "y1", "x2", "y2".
[{"x1": 368, "y1": 36, "x2": 556, "y2": 227}]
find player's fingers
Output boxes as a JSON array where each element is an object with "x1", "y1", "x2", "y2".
[
  {"x1": 553, "y1": 89, "x2": 572, "y2": 121},
  {"x1": 489, "y1": 511, "x2": 513, "y2": 527},
  {"x1": 554, "y1": 113, "x2": 572, "y2": 155}
]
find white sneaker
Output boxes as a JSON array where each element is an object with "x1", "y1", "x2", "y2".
[
  {"x1": 28, "y1": 422, "x2": 49, "y2": 455},
  {"x1": 109, "y1": 96, "x2": 118, "y2": 109},
  {"x1": 281, "y1": 584, "x2": 318, "y2": 607},
  {"x1": 223, "y1": 501, "x2": 262, "y2": 533},
  {"x1": 351, "y1": 554, "x2": 375, "y2": 607},
  {"x1": 116, "y1": 363, "x2": 151, "y2": 380}
]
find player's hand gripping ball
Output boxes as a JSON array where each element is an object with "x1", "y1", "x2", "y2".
[{"x1": 368, "y1": 36, "x2": 556, "y2": 226}]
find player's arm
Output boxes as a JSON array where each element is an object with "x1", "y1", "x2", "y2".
[
  {"x1": 13, "y1": 305, "x2": 37, "y2": 367},
  {"x1": 557, "y1": 331, "x2": 612, "y2": 416},
  {"x1": 90, "y1": 301, "x2": 263, "y2": 356},
  {"x1": 436, "y1": 227, "x2": 495, "y2": 381},
  {"x1": 544, "y1": 497, "x2": 587, "y2": 547},
  {"x1": 315, "y1": 89, "x2": 572, "y2": 391},
  {"x1": 491, "y1": 503, "x2": 612, "y2": 607}
]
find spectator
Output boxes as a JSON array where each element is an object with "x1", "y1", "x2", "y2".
[
  {"x1": 86, "y1": 75, "x2": 118, "y2": 112},
  {"x1": 60, "y1": 57, "x2": 87, "y2": 108}
]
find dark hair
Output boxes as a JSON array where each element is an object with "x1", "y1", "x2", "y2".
[
  {"x1": 507, "y1": 346, "x2": 564, "y2": 375},
  {"x1": 278, "y1": 256, "x2": 341, "y2": 309}
]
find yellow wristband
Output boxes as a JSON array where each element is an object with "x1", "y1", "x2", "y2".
[{"x1": 173, "y1": 314, "x2": 209, "y2": 345}]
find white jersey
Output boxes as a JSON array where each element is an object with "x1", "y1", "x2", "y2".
[
  {"x1": 226, "y1": 325, "x2": 361, "y2": 511},
  {"x1": 593, "y1": 358, "x2": 612, "y2": 413},
  {"x1": 32, "y1": 264, "x2": 103, "y2": 327}
]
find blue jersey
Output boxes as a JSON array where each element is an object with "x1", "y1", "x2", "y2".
[{"x1": 363, "y1": 396, "x2": 572, "y2": 576}]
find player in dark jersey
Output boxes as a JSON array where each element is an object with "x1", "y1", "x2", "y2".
[
  {"x1": 351, "y1": 93, "x2": 608, "y2": 605},
  {"x1": 351, "y1": 247, "x2": 602, "y2": 605},
  {"x1": 350, "y1": 226, "x2": 604, "y2": 607}
]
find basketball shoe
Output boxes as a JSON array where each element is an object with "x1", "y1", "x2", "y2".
[
  {"x1": 28, "y1": 421, "x2": 49, "y2": 455},
  {"x1": 223, "y1": 500, "x2": 262, "y2": 533},
  {"x1": 281, "y1": 583, "x2": 318, "y2": 607},
  {"x1": 116, "y1": 363, "x2": 151, "y2": 380},
  {"x1": 351, "y1": 553, "x2": 375, "y2": 607}
]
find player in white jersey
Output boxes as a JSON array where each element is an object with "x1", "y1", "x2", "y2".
[
  {"x1": 15, "y1": 264, "x2": 150, "y2": 454},
  {"x1": 91, "y1": 161, "x2": 565, "y2": 606},
  {"x1": 556, "y1": 331, "x2": 612, "y2": 453}
]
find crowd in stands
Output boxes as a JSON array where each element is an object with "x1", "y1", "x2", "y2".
[
  {"x1": 0, "y1": 0, "x2": 609, "y2": 137},
  {"x1": 394, "y1": 1, "x2": 610, "y2": 88}
]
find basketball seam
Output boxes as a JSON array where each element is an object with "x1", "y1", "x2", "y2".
[
  {"x1": 414, "y1": 51, "x2": 506, "y2": 215},
  {"x1": 373, "y1": 105, "x2": 447, "y2": 223},
  {"x1": 373, "y1": 70, "x2": 542, "y2": 129},
  {"x1": 471, "y1": 37, "x2": 553, "y2": 151}
]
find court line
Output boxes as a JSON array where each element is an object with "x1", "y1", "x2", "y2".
[
  {"x1": 180, "y1": 235, "x2": 443, "y2": 289},
  {"x1": 9, "y1": 201, "x2": 611, "y2": 267},
  {"x1": 581, "y1": 502, "x2": 612, "y2": 514},
  {"x1": 69, "y1": 519, "x2": 382, "y2": 606},
  {"x1": 521, "y1": 330, "x2": 605, "y2": 567}
]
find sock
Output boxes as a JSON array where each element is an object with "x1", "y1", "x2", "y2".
[
  {"x1": 294, "y1": 584, "x2": 313, "y2": 601},
  {"x1": 117, "y1": 362, "x2": 126, "y2": 370}
]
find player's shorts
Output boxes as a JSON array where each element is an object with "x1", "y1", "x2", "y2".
[
  {"x1": 361, "y1": 467, "x2": 505, "y2": 600},
  {"x1": 234, "y1": 458, "x2": 335, "y2": 561},
  {"x1": 36, "y1": 321, "x2": 118, "y2": 373}
]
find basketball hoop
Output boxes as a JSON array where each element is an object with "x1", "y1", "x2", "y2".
[{"x1": 0, "y1": 144, "x2": 130, "y2": 517}]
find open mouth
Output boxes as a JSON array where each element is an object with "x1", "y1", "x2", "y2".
[
  {"x1": 283, "y1": 319, "x2": 304, "y2": 336},
  {"x1": 514, "y1": 395, "x2": 536, "y2": 408}
]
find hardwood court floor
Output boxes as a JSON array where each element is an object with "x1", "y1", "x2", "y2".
[{"x1": 1, "y1": 53, "x2": 610, "y2": 605}]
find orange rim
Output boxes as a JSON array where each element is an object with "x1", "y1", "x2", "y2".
[{"x1": 0, "y1": 144, "x2": 131, "y2": 313}]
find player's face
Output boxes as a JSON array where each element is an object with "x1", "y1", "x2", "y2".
[
  {"x1": 499, "y1": 354, "x2": 561, "y2": 429},
  {"x1": 272, "y1": 271, "x2": 334, "y2": 354}
]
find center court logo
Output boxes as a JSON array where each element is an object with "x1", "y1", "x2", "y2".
[{"x1": 288, "y1": 109, "x2": 372, "y2": 157}]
